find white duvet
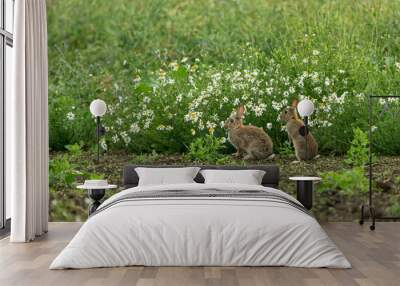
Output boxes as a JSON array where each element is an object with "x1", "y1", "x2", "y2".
[{"x1": 50, "y1": 183, "x2": 351, "y2": 269}]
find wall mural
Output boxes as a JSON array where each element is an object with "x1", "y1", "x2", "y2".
[{"x1": 47, "y1": 0, "x2": 400, "y2": 222}]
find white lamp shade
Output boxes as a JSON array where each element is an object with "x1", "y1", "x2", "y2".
[
  {"x1": 297, "y1": 99, "x2": 315, "y2": 117},
  {"x1": 90, "y1": 99, "x2": 107, "y2": 117}
]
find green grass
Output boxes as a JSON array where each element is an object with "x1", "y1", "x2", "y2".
[{"x1": 47, "y1": 0, "x2": 400, "y2": 154}]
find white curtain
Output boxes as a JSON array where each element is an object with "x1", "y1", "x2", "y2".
[{"x1": 7, "y1": 0, "x2": 49, "y2": 242}]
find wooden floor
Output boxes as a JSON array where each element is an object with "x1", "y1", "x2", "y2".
[{"x1": 0, "y1": 222, "x2": 399, "y2": 286}]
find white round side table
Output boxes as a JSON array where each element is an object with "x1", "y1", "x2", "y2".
[{"x1": 77, "y1": 184, "x2": 117, "y2": 215}]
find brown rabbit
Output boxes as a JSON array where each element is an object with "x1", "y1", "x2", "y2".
[
  {"x1": 224, "y1": 105, "x2": 274, "y2": 160},
  {"x1": 280, "y1": 100, "x2": 318, "y2": 161}
]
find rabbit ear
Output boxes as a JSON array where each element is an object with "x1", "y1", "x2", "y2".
[
  {"x1": 291, "y1": 99, "x2": 298, "y2": 108},
  {"x1": 236, "y1": 105, "x2": 245, "y2": 117}
]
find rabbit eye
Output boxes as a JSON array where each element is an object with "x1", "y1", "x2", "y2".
[
  {"x1": 284, "y1": 111, "x2": 288, "y2": 114},
  {"x1": 230, "y1": 119, "x2": 234, "y2": 123}
]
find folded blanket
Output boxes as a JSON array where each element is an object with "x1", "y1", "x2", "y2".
[{"x1": 93, "y1": 188, "x2": 309, "y2": 217}]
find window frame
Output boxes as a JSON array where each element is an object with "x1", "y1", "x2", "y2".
[{"x1": 0, "y1": 0, "x2": 13, "y2": 233}]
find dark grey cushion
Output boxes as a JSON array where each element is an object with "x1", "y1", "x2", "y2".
[{"x1": 123, "y1": 165, "x2": 280, "y2": 189}]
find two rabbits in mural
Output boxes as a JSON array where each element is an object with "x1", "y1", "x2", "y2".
[{"x1": 224, "y1": 101, "x2": 318, "y2": 161}]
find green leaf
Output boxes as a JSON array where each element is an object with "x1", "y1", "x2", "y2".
[
  {"x1": 172, "y1": 67, "x2": 188, "y2": 81},
  {"x1": 134, "y1": 81, "x2": 153, "y2": 94}
]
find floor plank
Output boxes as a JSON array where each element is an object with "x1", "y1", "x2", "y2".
[{"x1": 0, "y1": 222, "x2": 399, "y2": 286}]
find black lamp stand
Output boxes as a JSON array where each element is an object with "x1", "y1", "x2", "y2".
[
  {"x1": 298, "y1": 115, "x2": 310, "y2": 161},
  {"x1": 95, "y1": 116, "x2": 106, "y2": 162},
  {"x1": 304, "y1": 116, "x2": 309, "y2": 161},
  {"x1": 359, "y1": 95, "x2": 400, "y2": 230}
]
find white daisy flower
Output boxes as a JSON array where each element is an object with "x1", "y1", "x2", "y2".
[
  {"x1": 112, "y1": 135, "x2": 119, "y2": 143},
  {"x1": 312, "y1": 50, "x2": 320, "y2": 56},
  {"x1": 130, "y1": 123, "x2": 140, "y2": 133},
  {"x1": 66, "y1": 112, "x2": 75, "y2": 121}
]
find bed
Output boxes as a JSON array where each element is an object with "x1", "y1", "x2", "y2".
[{"x1": 50, "y1": 165, "x2": 351, "y2": 269}]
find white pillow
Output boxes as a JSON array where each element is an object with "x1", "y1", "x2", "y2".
[
  {"x1": 200, "y1": 169, "x2": 266, "y2": 185},
  {"x1": 135, "y1": 167, "x2": 201, "y2": 186}
]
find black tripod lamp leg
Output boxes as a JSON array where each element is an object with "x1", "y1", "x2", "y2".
[
  {"x1": 359, "y1": 204, "x2": 365, "y2": 225},
  {"x1": 369, "y1": 206, "x2": 376, "y2": 231}
]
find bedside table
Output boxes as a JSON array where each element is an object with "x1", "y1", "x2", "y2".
[
  {"x1": 77, "y1": 183, "x2": 117, "y2": 215},
  {"x1": 289, "y1": 177, "x2": 321, "y2": 210}
]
